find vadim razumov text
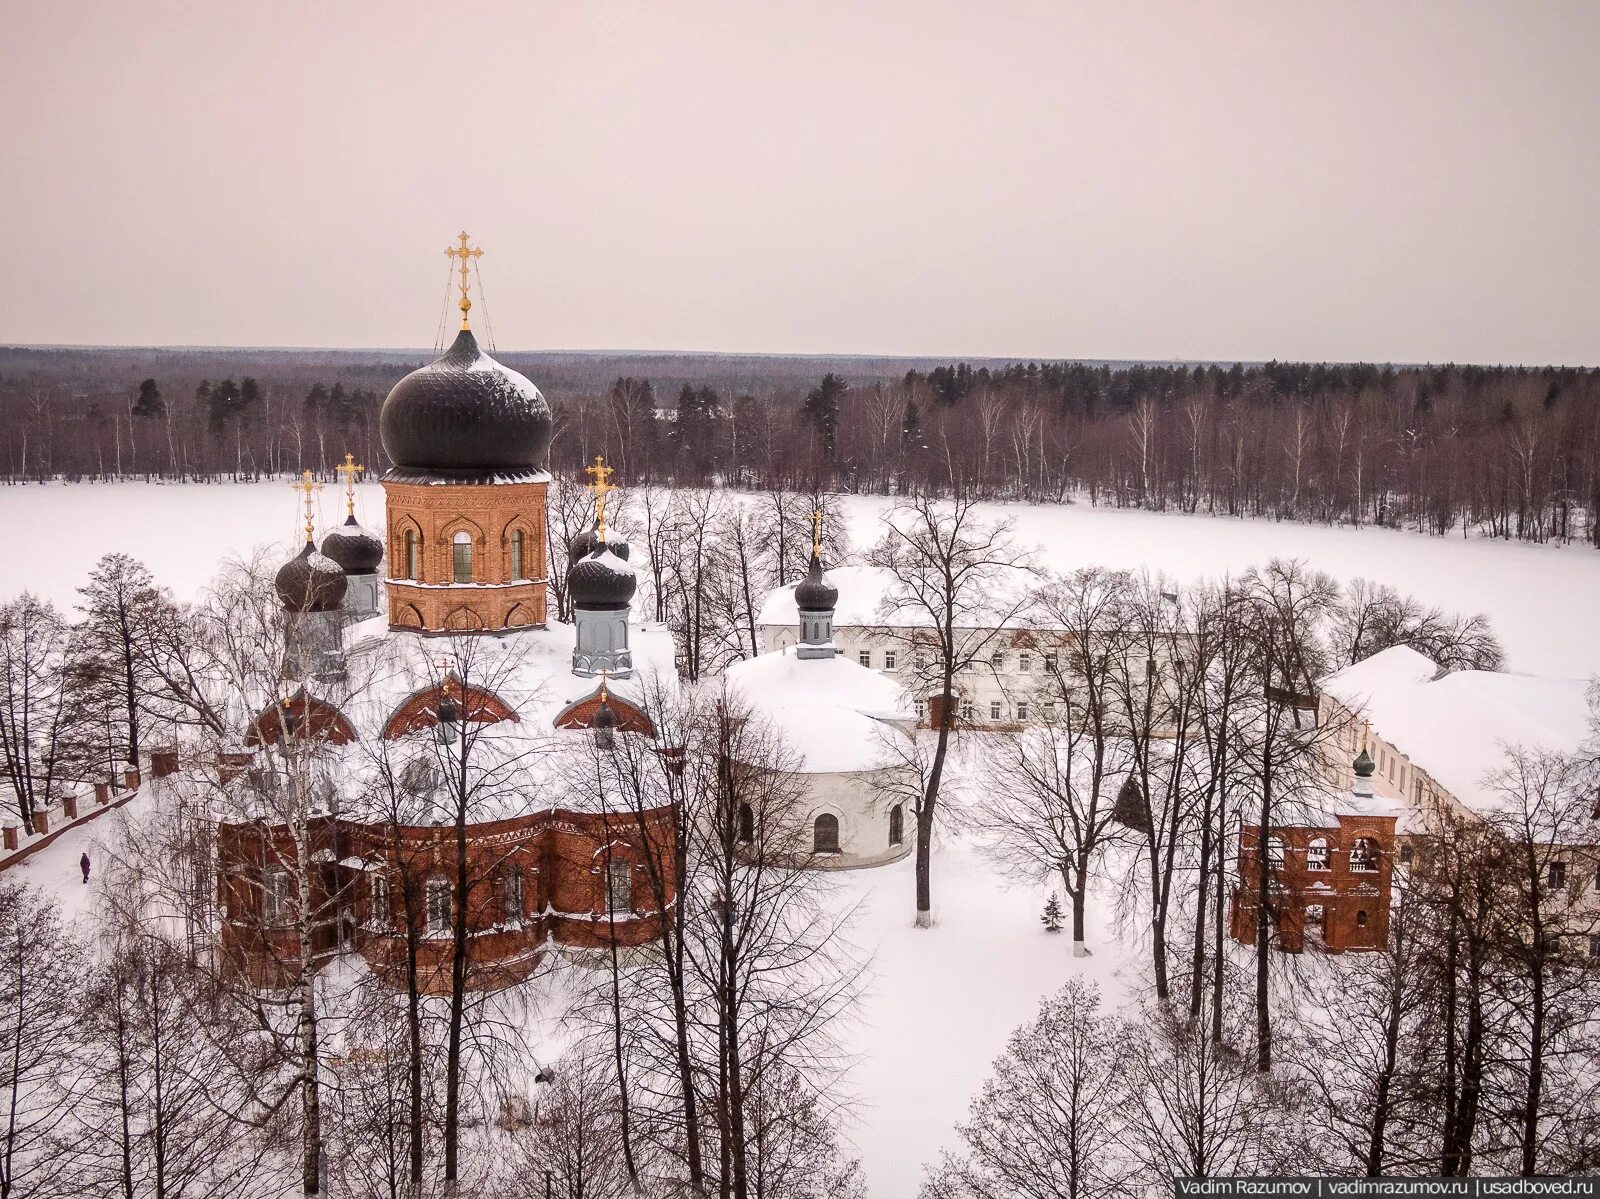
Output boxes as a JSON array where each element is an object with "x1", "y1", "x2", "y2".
[{"x1": 1175, "y1": 1180, "x2": 1598, "y2": 1198}]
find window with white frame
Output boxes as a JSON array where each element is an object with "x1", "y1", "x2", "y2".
[
  {"x1": 914, "y1": 698, "x2": 926, "y2": 720},
  {"x1": 263, "y1": 869, "x2": 292, "y2": 925},
  {"x1": 859, "y1": 650, "x2": 872, "y2": 668},
  {"x1": 1016, "y1": 701, "x2": 1029, "y2": 721},
  {"x1": 884, "y1": 651, "x2": 896, "y2": 670},
  {"x1": 451, "y1": 531, "x2": 473, "y2": 583},
  {"x1": 990, "y1": 650, "x2": 1005, "y2": 670},
  {"x1": 1044, "y1": 651, "x2": 1059, "y2": 672},
  {"x1": 503, "y1": 868, "x2": 524, "y2": 922},
  {"x1": 426, "y1": 878, "x2": 452, "y2": 935},
  {"x1": 369, "y1": 875, "x2": 390, "y2": 925},
  {"x1": 1019, "y1": 652, "x2": 1031, "y2": 672},
  {"x1": 1043, "y1": 701, "x2": 1056, "y2": 722},
  {"x1": 990, "y1": 701, "x2": 1002, "y2": 721},
  {"x1": 1548, "y1": 861, "x2": 1568, "y2": 891},
  {"x1": 960, "y1": 700, "x2": 974, "y2": 721},
  {"x1": 606, "y1": 859, "x2": 631, "y2": 913}
]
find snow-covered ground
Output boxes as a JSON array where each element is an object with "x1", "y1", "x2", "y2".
[
  {"x1": 6, "y1": 479, "x2": 1597, "y2": 677},
  {"x1": 4, "y1": 479, "x2": 1598, "y2": 1195}
]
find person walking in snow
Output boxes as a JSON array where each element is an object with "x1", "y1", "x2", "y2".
[{"x1": 80, "y1": 852, "x2": 91, "y2": 884}]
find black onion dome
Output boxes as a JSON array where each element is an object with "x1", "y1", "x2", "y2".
[
  {"x1": 593, "y1": 693, "x2": 618, "y2": 729},
  {"x1": 567, "y1": 524, "x2": 631, "y2": 566},
  {"x1": 275, "y1": 542, "x2": 349, "y2": 613},
  {"x1": 793, "y1": 549, "x2": 837, "y2": 612},
  {"x1": 569, "y1": 547, "x2": 637, "y2": 612},
  {"x1": 321, "y1": 514, "x2": 384, "y2": 574},
  {"x1": 1353, "y1": 747, "x2": 1376, "y2": 778},
  {"x1": 379, "y1": 328, "x2": 552, "y2": 474}
]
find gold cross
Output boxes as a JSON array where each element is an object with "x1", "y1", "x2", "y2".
[
  {"x1": 335, "y1": 452, "x2": 364, "y2": 517},
  {"x1": 291, "y1": 469, "x2": 322, "y2": 542},
  {"x1": 811, "y1": 508, "x2": 824, "y2": 556},
  {"x1": 585, "y1": 455, "x2": 616, "y2": 541},
  {"x1": 444, "y1": 231, "x2": 484, "y2": 331}
]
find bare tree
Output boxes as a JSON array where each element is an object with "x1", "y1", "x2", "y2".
[
  {"x1": 867, "y1": 493, "x2": 1034, "y2": 927},
  {"x1": 921, "y1": 979, "x2": 1136, "y2": 1199}
]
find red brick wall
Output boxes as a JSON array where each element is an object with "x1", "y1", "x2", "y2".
[
  {"x1": 1229, "y1": 814, "x2": 1396, "y2": 953},
  {"x1": 217, "y1": 801, "x2": 676, "y2": 993}
]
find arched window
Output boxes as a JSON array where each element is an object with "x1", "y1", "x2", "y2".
[
  {"x1": 509, "y1": 529, "x2": 526, "y2": 580},
  {"x1": 737, "y1": 803, "x2": 754, "y2": 844},
  {"x1": 403, "y1": 529, "x2": 420, "y2": 580},
  {"x1": 263, "y1": 868, "x2": 292, "y2": 925},
  {"x1": 503, "y1": 868, "x2": 524, "y2": 922},
  {"x1": 1350, "y1": 837, "x2": 1380, "y2": 872},
  {"x1": 1306, "y1": 837, "x2": 1330, "y2": 872},
  {"x1": 1355, "y1": 909, "x2": 1369, "y2": 928},
  {"x1": 606, "y1": 860, "x2": 631, "y2": 914},
  {"x1": 426, "y1": 878, "x2": 452, "y2": 935},
  {"x1": 1266, "y1": 835, "x2": 1285, "y2": 869},
  {"x1": 813, "y1": 813, "x2": 840, "y2": 855},
  {"x1": 889, "y1": 804, "x2": 904, "y2": 846},
  {"x1": 452, "y1": 532, "x2": 474, "y2": 583}
]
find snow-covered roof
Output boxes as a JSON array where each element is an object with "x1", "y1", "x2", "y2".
[
  {"x1": 1320, "y1": 645, "x2": 1591, "y2": 815},
  {"x1": 722, "y1": 647, "x2": 914, "y2": 773},
  {"x1": 757, "y1": 564, "x2": 1037, "y2": 632},
  {"x1": 226, "y1": 617, "x2": 680, "y2": 823}
]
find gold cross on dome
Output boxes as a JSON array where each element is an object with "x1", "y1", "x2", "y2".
[
  {"x1": 291, "y1": 469, "x2": 322, "y2": 542},
  {"x1": 444, "y1": 231, "x2": 484, "y2": 330},
  {"x1": 811, "y1": 508, "x2": 822, "y2": 555},
  {"x1": 335, "y1": 452, "x2": 364, "y2": 516},
  {"x1": 585, "y1": 455, "x2": 616, "y2": 541}
]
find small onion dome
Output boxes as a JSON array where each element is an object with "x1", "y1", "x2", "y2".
[
  {"x1": 569, "y1": 546, "x2": 637, "y2": 611},
  {"x1": 793, "y1": 549, "x2": 837, "y2": 612},
  {"x1": 1353, "y1": 747, "x2": 1376, "y2": 778},
  {"x1": 379, "y1": 327, "x2": 552, "y2": 473},
  {"x1": 593, "y1": 693, "x2": 618, "y2": 730},
  {"x1": 568, "y1": 524, "x2": 631, "y2": 566},
  {"x1": 274, "y1": 541, "x2": 348, "y2": 613},
  {"x1": 321, "y1": 514, "x2": 384, "y2": 575}
]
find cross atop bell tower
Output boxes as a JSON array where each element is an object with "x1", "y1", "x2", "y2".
[
  {"x1": 291, "y1": 469, "x2": 322, "y2": 543},
  {"x1": 445, "y1": 231, "x2": 484, "y2": 331}
]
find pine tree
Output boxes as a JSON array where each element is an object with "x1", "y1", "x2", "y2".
[{"x1": 1041, "y1": 892, "x2": 1064, "y2": 933}]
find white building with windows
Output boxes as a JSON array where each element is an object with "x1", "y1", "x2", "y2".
[{"x1": 726, "y1": 550, "x2": 917, "y2": 868}]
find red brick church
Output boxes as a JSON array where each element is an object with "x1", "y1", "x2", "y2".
[{"x1": 214, "y1": 236, "x2": 677, "y2": 993}]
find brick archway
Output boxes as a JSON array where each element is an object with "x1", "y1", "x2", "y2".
[
  {"x1": 383, "y1": 678, "x2": 520, "y2": 739},
  {"x1": 248, "y1": 689, "x2": 358, "y2": 747},
  {"x1": 554, "y1": 687, "x2": 654, "y2": 735}
]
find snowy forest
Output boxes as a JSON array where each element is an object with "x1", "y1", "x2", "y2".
[
  {"x1": 4, "y1": 350, "x2": 1599, "y2": 547},
  {"x1": 2, "y1": 491, "x2": 1598, "y2": 1196}
]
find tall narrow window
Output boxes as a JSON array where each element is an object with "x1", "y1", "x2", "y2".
[
  {"x1": 369, "y1": 875, "x2": 390, "y2": 925},
  {"x1": 737, "y1": 803, "x2": 754, "y2": 844},
  {"x1": 503, "y1": 868, "x2": 524, "y2": 922},
  {"x1": 606, "y1": 860, "x2": 631, "y2": 914},
  {"x1": 1266, "y1": 835, "x2": 1285, "y2": 869},
  {"x1": 813, "y1": 813, "x2": 841, "y2": 854},
  {"x1": 509, "y1": 529, "x2": 525, "y2": 580},
  {"x1": 452, "y1": 532, "x2": 473, "y2": 583},
  {"x1": 263, "y1": 869, "x2": 292, "y2": 925},
  {"x1": 1306, "y1": 837, "x2": 1330, "y2": 871},
  {"x1": 426, "y1": 878, "x2": 451, "y2": 935},
  {"x1": 403, "y1": 529, "x2": 419, "y2": 580},
  {"x1": 889, "y1": 804, "x2": 903, "y2": 846}
]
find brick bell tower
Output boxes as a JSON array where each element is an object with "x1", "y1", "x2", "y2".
[{"x1": 378, "y1": 233, "x2": 552, "y2": 633}]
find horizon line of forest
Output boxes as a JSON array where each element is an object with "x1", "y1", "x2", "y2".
[{"x1": 4, "y1": 356, "x2": 1596, "y2": 548}]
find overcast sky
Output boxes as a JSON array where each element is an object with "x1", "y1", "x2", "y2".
[{"x1": 3, "y1": 1, "x2": 1596, "y2": 363}]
